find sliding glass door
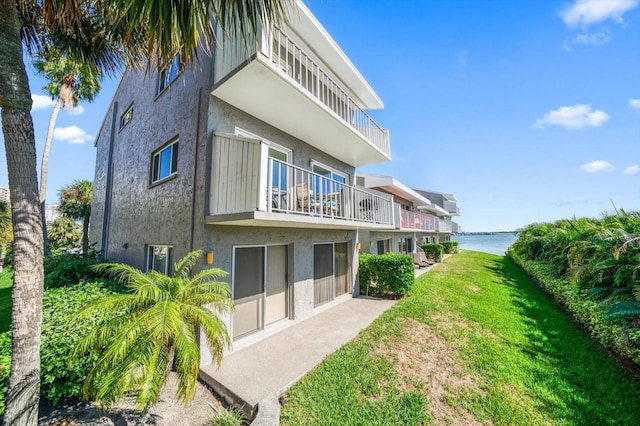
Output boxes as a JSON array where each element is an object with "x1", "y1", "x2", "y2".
[
  {"x1": 313, "y1": 242, "x2": 351, "y2": 307},
  {"x1": 233, "y1": 245, "x2": 289, "y2": 339}
]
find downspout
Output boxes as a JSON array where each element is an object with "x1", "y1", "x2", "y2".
[
  {"x1": 189, "y1": 89, "x2": 202, "y2": 252},
  {"x1": 101, "y1": 102, "x2": 118, "y2": 258}
]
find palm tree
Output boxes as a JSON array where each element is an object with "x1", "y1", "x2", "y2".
[
  {"x1": 1, "y1": 2, "x2": 286, "y2": 422},
  {"x1": 47, "y1": 217, "x2": 81, "y2": 253},
  {"x1": 33, "y1": 49, "x2": 102, "y2": 257},
  {"x1": 71, "y1": 250, "x2": 233, "y2": 409},
  {"x1": 59, "y1": 180, "x2": 93, "y2": 256}
]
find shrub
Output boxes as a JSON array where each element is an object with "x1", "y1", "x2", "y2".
[
  {"x1": 48, "y1": 216, "x2": 81, "y2": 253},
  {"x1": 421, "y1": 243, "x2": 443, "y2": 262},
  {"x1": 0, "y1": 281, "x2": 119, "y2": 414},
  {"x1": 44, "y1": 250, "x2": 109, "y2": 289},
  {"x1": 509, "y1": 251, "x2": 640, "y2": 366},
  {"x1": 359, "y1": 253, "x2": 414, "y2": 298},
  {"x1": 0, "y1": 331, "x2": 10, "y2": 415},
  {"x1": 442, "y1": 241, "x2": 459, "y2": 254}
]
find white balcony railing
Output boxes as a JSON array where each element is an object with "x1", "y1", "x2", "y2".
[
  {"x1": 436, "y1": 218, "x2": 453, "y2": 233},
  {"x1": 268, "y1": 28, "x2": 389, "y2": 155},
  {"x1": 399, "y1": 209, "x2": 436, "y2": 231},
  {"x1": 209, "y1": 134, "x2": 394, "y2": 225}
]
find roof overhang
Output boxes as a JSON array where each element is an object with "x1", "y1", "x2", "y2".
[{"x1": 358, "y1": 173, "x2": 432, "y2": 206}]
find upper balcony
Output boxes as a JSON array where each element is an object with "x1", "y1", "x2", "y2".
[
  {"x1": 206, "y1": 134, "x2": 394, "y2": 229},
  {"x1": 213, "y1": 16, "x2": 390, "y2": 168},
  {"x1": 396, "y1": 206, "x2": 436, "y2": 232},
  {"x1": 436, "y1": 218, "x2": 453, "y2": 233}
]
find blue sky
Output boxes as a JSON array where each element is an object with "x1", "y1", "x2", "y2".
[{"x1": 1, "y1": 0, "x2": 638, "y2": 232}]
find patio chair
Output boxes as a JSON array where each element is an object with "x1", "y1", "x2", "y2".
[
  {"x1": 295, "y1": 183, "x2": 320, "y2": 212},
  {"x1": 417, "y1": 251, "x2": 437, "y2": 266},
  {"x1": 412, "y1": 252, "x2": 430, "y2": 268}
]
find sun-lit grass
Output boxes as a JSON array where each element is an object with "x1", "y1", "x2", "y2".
[
  {"x1": 0, "y1": 270, "x2": 12, "y2": 333},
  {"x1": 280, "y1": 251, "x2": 640, "y2": 425}
]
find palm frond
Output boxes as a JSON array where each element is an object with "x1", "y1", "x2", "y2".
[{"x1": 606, "y1": 301, "x2": 640, "y2": 320}]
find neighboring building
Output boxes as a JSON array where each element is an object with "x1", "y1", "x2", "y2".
[
  {"x1": 90, "y1": 0, "x2": 394, "y2": 359},
  {"x1": 357, "y1": 173, "x2": 461, "y2": 253},
  {"x1": 413, "y1": 189, "x2": 461, "y2": 241},
  {"x1": 45, "y1": 204, "x2": 62, "y2": 225},
  {"x1": 0, "y1": 187, "x2": 9, "y2": 205}
]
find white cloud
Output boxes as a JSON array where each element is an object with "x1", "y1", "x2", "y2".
[
  {"x1": 629, "y1": 99, "x2": 640, "y2": 110},
  {"x1": 623, "y1": 164, "x2": 640, "y2": 176},
  {"x1": 572, "y1": 29, "x2": 611, "y2": 46},
  {"x1": 580, "y1": 160, "x2": 615, "y2": 173},
  {"x1": 534, "y1": 104, "x2": 609, "y2": 129},
  {"x1": 66, "y1": 105, "x2": 85, "y2": 116},
  {"x1": 560, "y1": 0, "x2": 639, "y2": 27},
  {"x1": 31, "y1": 94, "x2": 55, "y2": 110},
  {"x1": 53, "y1": 126, "x2": 94, "y2": 144}
]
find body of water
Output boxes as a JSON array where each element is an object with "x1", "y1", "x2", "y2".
[{"x1": 452, "y1": 233, "x2": 518, "y2": 256}]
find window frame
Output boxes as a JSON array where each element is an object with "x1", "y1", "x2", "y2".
[
  {"x1": 119, "y1": 103, "x2": 134, "y2": 130},
  {"x1": 157, "y1": 55, "x2": 182, "y2": 94},
  {"x1": 146, "y1": 245, "x2": 172, "y2": 275},
  {"x1": 150, "y1": 138, "x2": 178, "y2": 185}
]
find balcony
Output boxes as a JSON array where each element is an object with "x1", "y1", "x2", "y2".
[
  {"x1": 212, "y1": 26, "x2": 390, "y2": 168},
  {"x1": 436, "y1": 218, "x2": 453, "y2": 233},
  {"x1": 397, "y1": 207, "x2": 436, "y2": 232},
  {"x1": 207, "y1": 134, "x2": 394, "y2": 229}
]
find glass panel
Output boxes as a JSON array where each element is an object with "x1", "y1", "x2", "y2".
[
  {"x1": 149, "y1": 246, "x2": 169, "y2": 274},
  {"x1": 158, "y1": 145, "x2": 173, "y2": 180},
  {"x1": 377, "y1": 240, "x2": 386, "y2": 254},
  {"x1": 266, "y1": 245, "x2": 288, "y2": 325},
  {"x1": 334, "y1": 242, "x2": 349, "y2": 296},
  {"x1": 268, "y1": 148, "x2": 288, "y2": 192},
  {"x1": 313, "y1": 243, "x2": 334, "y2": 307},
  {"x1": 233, "y1": 247, "x2": 265, "y2": 338}
]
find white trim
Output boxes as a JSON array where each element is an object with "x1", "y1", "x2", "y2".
[
  {"x1": 310, "y1": 160, "x2": 348, "y2": 184},
  {"x1": 234, "y1": 127, "x2": 292, "y2": 161}
]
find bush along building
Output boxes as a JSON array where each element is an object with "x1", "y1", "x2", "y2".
[{"x1": 90, "y1": 0, "x2": 398, "y2": 360}]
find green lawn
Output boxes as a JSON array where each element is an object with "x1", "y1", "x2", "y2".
[
  {"x1": 280, "y1": 251, "x2": 640, "y2": 425},
  {"x1": 0, "y1": 270, "x2": 12, "y2": 333}
]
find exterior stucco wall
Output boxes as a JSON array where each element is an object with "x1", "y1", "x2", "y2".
[
  {"x1": 207, "y1": 98, "x2": 356, "y2": 182},
  {"x1": 198, "y1": 225, "x2": 358, "y2": 360},
  {"x1": 90, "y1": 60, "x2": 213, "y2": 269}
]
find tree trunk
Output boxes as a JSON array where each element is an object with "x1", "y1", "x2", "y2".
[
  {"x1": 0, "y1": 1, "x2": 44, "y2": 425},
  {"x1": 82, "y1": 214, "x2": 89, "y2": 256},
  {"x1": 40, "y1": 97, "x2": 62, "y2": 258}
]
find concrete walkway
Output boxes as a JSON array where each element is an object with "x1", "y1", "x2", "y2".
[{"x1": 199, "y1": 296, "x2": 397, "y2": 419}]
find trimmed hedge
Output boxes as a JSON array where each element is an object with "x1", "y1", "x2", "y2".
[
  {"x1": 509, "y1": 251, "x2": 640, "y2": 366},
  {"x1": 442, "y1": 241, "x2": 459, "y2": 254},
  {"x1": 420, "y1": 243, "x2": 443, "y2": 262},
  {"x1": 359, "y1": 253, "x2": 414, "y2": 298}
]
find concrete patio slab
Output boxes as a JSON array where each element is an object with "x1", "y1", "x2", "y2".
[{"x1": 199, "y1": 296, "x2": 397, "y2": 418}]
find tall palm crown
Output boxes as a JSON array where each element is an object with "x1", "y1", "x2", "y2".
[
  {"x1": 59, "y1": 179, "x2": 93, "y2": 255},
  {"x1": 71, "y1": 250, "x2": 234, "y2": 409}
]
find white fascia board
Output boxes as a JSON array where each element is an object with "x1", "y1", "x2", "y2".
[
  {"x1": 359, "y1": 173, "x2": 432, "y2": 206},
  {"x1": 286, "y1": 0, "x2": 384, "y2": 109},
  {"x1": 418, "y1": 204, "x2": 450, "y2": 216}
]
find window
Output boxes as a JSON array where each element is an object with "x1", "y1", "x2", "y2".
[
  {"x1": 147, "y1": 245, "x2": 172, "y2": 274},
  {"x1": 120, "y1": 104, "x2": 133, "y2": 129},
  {"x1": 151, "y1": 140, "x2": 178, "y2": 183},
  {"x1": 158, "y1": 55, "x2": 181, "y2": 93}
]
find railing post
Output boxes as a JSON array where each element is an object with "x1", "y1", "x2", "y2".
[{"x1": 257, "y1": 142, "x2": 270, "y2": 212}]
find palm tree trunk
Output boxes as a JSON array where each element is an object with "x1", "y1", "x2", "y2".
[
  {"x1": 82, "y1": 214, "x2": 89, "y2": 256},
  {"x1": 0, "y1": 1, "x2": 44, "y2": 425},
  {"x1": 40, "y1": 97, "x2": 62, "y2": 258}
]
